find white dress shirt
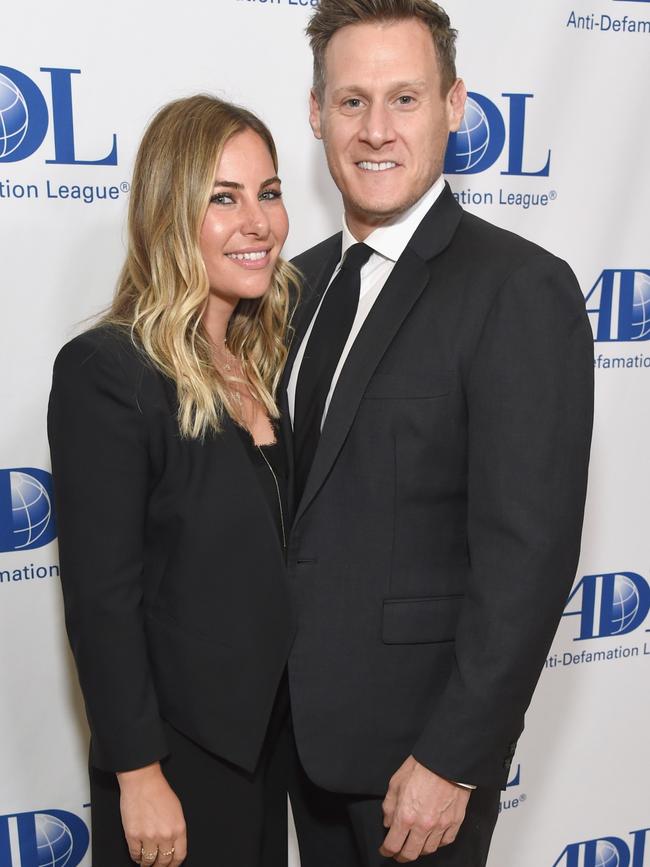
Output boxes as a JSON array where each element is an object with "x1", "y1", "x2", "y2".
[{"x1": 287, "y1": 175, "x2": 446, "y2": 428}]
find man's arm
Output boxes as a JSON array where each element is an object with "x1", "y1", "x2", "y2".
[{"x1": 381, "y1": 253, "x2": 593, "y2": 860}]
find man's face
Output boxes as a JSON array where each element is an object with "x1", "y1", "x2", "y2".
[{"x1": 310, "y1": 18, "x2": 466, "y2": 238}]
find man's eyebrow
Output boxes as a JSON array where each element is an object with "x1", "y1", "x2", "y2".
[{"x1": 331, "y1": 80, "x2": 428, "y2": 98}]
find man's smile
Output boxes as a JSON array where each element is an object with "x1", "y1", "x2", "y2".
[{"x1": 356, "y1": 160, "x2": 399, "y2": 172}]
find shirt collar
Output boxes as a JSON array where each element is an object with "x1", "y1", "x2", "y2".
[{"x1": 340, "y1": 175, "x2": 446, "y2": 264}]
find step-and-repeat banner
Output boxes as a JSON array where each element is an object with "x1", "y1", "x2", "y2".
[{"x1": 1, "y1": 1, "x2": 648, "y2": 865}]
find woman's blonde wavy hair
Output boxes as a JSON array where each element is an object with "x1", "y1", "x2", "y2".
[{"x1": 102, "y1": 94, "x2": 299, "y2": 439}]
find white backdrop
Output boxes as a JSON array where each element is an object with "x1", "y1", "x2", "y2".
[{"x1": 1, "y1": 2, "x2": 649, "y2": 866}]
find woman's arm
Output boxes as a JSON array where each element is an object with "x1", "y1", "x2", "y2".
[
  {"x1": 49, "y1": 331, "x2": 189, "y2": 865},
  {"x1": 47, "y1": 330, "x2": 167, "y2": 770}
]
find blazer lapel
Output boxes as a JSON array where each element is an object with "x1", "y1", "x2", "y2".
[
  {"x1": 280, "y1": 236, "x2": 342, "y2": 518},
  {"x1": 294, "y1": 184, "x2": 463, "y2": 525}
]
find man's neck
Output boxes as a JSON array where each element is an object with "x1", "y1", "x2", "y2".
[{"x1": 343, "y1": 176, "x2": 444, "y2": 242}]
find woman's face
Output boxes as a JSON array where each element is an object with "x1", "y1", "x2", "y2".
[{"x1": 199, "y1": 128, "x2": 289, "y2": 307}]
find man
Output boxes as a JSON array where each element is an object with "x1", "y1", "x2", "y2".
[{"x1": 280, "y1": 2, "x2": 593, "y2": 864}]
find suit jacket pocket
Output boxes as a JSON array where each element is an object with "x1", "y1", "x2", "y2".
[
  {"x1": 363, "y1": 371, "x2": 452, "y2": 400},
  {"x1": 382, "y1": 595, "x2": 463, "y2": 644}
]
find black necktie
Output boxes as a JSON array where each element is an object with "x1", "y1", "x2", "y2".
[{"x1": 294, "y1": 242, "x2": 373, "y2": 503}]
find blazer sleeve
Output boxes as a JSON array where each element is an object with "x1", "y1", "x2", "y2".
[
  {"x1": 412, "y1": 253, "x2": 594, "y2": 789},
  {"x1": 48, "y1": 332, "x2": 168, "y2": 772}
]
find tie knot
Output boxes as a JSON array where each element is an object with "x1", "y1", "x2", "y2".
[{"x1": 341, "y1": 243, "x2": 373, "y2": 273}]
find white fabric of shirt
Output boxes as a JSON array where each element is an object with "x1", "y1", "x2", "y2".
[{"x1": 287, "y1": 175, "x2": 446, "y2": 429}]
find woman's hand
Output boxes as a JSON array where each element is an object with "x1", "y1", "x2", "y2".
[{"x1": 117, "y1": 762, "x2": 187, "y2": 866}]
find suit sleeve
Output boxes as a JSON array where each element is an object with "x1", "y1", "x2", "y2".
[
  {"x1": 412, "y1": 254, "x2": 594, "y2": 789},
  {"x1": 48, "y1": 334, "x2": 168, "y2": 772}
]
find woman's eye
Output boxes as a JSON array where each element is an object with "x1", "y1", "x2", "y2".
[
  {"x1": 210, "y1": 192, "x2": 234, "y2": 205},
  {"x1": 260, "y1": 189, "x2": 283, "y2": 201}
]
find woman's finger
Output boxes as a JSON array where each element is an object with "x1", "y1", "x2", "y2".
[
  {"x1": 139, "y1": 839, "x2": 158, "y2": 866},
  {"x1": 156, "y1": 837, "x2": 176, "y2": 867},
  {"x1": 170, "y1": 830, "x2": 188, "y2": 867},
  {"x1": 126, "y1": 836, "x2": 142, "y2": 863}
]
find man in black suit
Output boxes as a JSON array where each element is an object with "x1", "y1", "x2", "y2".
[{"x1": 281, "y1": 1, "x2": 594, "y2": 865}]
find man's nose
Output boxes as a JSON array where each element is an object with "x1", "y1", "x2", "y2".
[{"x1": 359, "y1": 102, "x2": 397, "y2": 150}]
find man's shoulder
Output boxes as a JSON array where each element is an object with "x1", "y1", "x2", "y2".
[
  {"x1": 456, "y1": 209, "x2": 554, "y2": 265},
  {"x1": 452, "y1": 210, "x2": 583, "y2": 314}
]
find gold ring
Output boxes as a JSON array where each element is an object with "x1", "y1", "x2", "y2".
[
  {"x1": 160, "y1": 849, "x2": 175, "y2": 857},
  {"x1": 141, "y1": 850, "x2": 158, "y2": 862}
]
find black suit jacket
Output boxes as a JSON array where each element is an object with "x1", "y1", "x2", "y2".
[
  {"x1": 282, "y1": 184, "x2": 593, "y2": 794},
  {"x1": 48, "y1": 326, "x2": 293, "y2": 774}
]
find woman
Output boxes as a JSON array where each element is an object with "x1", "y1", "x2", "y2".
[{"x1": 48, "y1": 95, "x2": 299, "y2": 867}]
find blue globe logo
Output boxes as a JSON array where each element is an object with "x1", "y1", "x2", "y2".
[
  {"x1": 35, "y1": 813, "x2": 75, "y2": 867},
  {"x1": 452, "y1": 97, "x2": 491, "y2": 173},
  {"x1": 0, "y1": 71, "x2": 29, "y2": 159},
  {"x1": 610, "y1": 574, "x2": 641, "y2": 634},
  {"x1": 631, "y1": 271, "x2": 650, "y2": 340},
  {"x1": 10, "y1": 470, "x2": 53, "y2": 549},
  {"x1": 595, "y1": 840, "x2": 621, "y2": 867}
]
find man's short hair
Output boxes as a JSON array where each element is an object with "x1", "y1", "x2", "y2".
[{"x1": 306, "y1": 0, "x2": 458, "y2": 102}]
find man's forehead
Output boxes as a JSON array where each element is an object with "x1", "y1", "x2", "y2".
[{"x1": 323, "y1": 20, "x2": 439, "y2": 82}]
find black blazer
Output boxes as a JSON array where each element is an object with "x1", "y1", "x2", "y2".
[
  {"x1": 282, "y1": 184, "x2": 593, "y2": 794},
  {"x1": 48, "y1": 326, "x2": 293, "y2": 774}
]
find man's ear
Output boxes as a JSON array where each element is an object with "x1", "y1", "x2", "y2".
[
  {"x1": 447, "y1": 78, "x2": 467, "y2": 133},
  {"x1": 309, "y1": 88, "x2": 323, "y2": 140}
]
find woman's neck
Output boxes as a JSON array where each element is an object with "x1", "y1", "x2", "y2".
[{"x1": 203, "y1": 293, "x2": 237, "y2": 351}]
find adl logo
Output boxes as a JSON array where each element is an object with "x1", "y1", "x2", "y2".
[
  {"x1": 552, "y1": 827, "x2": 650, "y2": 867},
  {"x1": 444, "y1": 92, "x2": 550, "y2": 176},
  {"x1": 0, "y1": 808, "x2": 89, "y2": 867},
  {"x1": 0, "y1": 468, "x2": 57, "y2": 553},
  {"x1": 585, "y1": 270, "x2": 650, "y2": 342},
  {"x1": 562, "y1": 572, "x2": 650, "y2": 640},
  {"x1": 0, "y1": 65, "x2": 117, "y2": 164}
]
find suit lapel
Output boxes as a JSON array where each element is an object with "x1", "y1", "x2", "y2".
[
  {"x1": 294, "y1": 184, "x2": 463, "y2": 525},
  {"x1": 279, "y1": 237, "x2": 342, "y2": 517}
]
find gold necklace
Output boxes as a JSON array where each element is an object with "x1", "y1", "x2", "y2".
[{"x1": 222, "y1": 339, "x2": 236, "y2": 372}]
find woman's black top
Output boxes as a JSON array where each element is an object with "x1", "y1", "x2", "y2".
[
  {"x1": 48, "y1": 325, "x2": 293, "y2": 775},
  {"x1": 234, "y1": 427, "x2": 288, "y2": 550}
]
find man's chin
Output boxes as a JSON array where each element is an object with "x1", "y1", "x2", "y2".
[{"x1": 347, "y1": 196, "x2": 415, "y2": 227}]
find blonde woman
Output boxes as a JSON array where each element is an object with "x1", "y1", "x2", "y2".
[{"x1": 48, "y1": 96, "x2": 298, "y2": 867}]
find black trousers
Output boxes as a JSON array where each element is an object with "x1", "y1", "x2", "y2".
[
  {"x1": 89, "y1": 676, "x2": 290, "y2": 867},
  {"x1": 288, "y1": 719, "x2": 501, "y2": 867}
]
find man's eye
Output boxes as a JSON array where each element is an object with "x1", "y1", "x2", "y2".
[
  {"x1": 210, "y1": 193, "x2": 234, "y2": 205},
  {"x1": 397, "y1": 95, "x2": 414, "y2": 105},
  {"x1": 344, "y1": 98, "x2": 362, "y2": 109}
]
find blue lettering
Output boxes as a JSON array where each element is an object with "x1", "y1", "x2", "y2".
[
  {"x1": 563, "y1": 575, "x2": 598, "y2": 640},
  {"x1": 0, "y1": 67, "x2": 49, "y2": 163},
  {"x1": 563, "y1": 573, "x2": 650, "y2": 640},
  {"x1": 444, "y1": 92, "x2": 506, "y2": 175},
  {"x1": 42, "y1": 67, "x2": 117, "y2": 165},
  {"x1": 552, "y1": 844, "x2": 580, "y2": 867},
  {"x1": 585, "y1": 270, "x2": 650, "y2": 343},
  {"x1": 501, "y1": 93, "x2": 551, "y2": 177},
  {"x1": 631, "y1": 828, "x2": 650, "y2": 867}
]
